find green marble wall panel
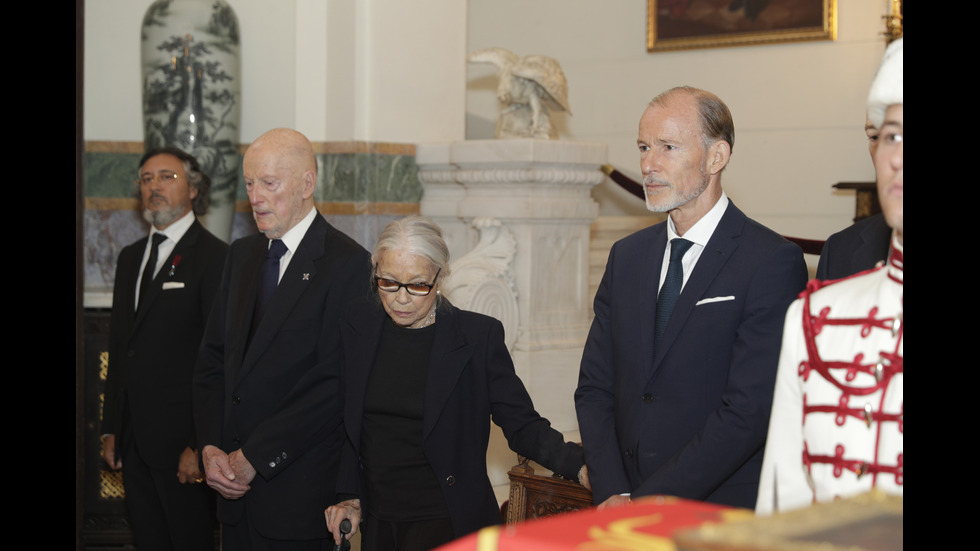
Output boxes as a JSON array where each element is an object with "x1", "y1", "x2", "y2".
[
  {"x1": 84, "y1": 152, "x2": 142, "y2": 199},
  {"x1": 87, "y1": 150, "x2": 422, "y2": 203},
  {"x1": 321, "y1": 152, "x2": 422, "y2": 203}
]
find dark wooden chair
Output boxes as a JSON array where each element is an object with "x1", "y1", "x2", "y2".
[{"x1": 503, "y1": 455, "x2": 593, "y2": 523}]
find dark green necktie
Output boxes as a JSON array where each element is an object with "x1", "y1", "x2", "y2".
[{"x1": 654, "y1": 238, "x2": 693, "y2": 348}]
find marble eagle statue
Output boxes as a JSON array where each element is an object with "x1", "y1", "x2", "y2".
[{"x1": 468, "y1": 47, "x2": 571, "y2": 139}]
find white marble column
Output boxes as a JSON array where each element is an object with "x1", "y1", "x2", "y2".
[{"x1": 418, "y1": 139, "x2": 606, "y2": 500}]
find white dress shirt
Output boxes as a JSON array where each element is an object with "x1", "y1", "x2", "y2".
[
  {"x1": 658, "y1": 191, "x2": 730, "y2": 293},
  {"x1": 135, "y1": 210, "x2": 196, "y2": 308},
  {"x1": 270, "y1": 207, "x2": 318, "y2": 284}
]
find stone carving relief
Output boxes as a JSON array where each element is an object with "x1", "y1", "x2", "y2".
[
  {"x1": 467, "y1": 47, "x2": 571, "y2": 140},
  {"x1": 538, "y1": 233, "x2": 582, "y2": 315},
  {"x1": 443, "y1": 217, "x2": 520, "y2": 351}
]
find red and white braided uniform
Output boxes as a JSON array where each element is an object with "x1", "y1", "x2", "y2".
[{"x1": 756, "y1": 237, "x2": 903, "y2": 515}]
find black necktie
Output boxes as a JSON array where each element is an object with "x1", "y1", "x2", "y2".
[
  {"x1": 654, "y1": 238, "x2": 693, "y2": 348},
  {"x1": 137, "y1": 233, "x2": 167, "y2": 313},
  {"x1": 255, "y1": 239, "x2": 288, "y2": 322}
]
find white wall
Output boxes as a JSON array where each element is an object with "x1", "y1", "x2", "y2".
[
  {"x1": 84, "y1": 0, "x2": 466, "y2": 144},
  {"x1": 466, "y1": 1, "x2": 888, "y2": 241},
  {"x1": 356, "y1": 1, "x2": 468, "y2": 143}
]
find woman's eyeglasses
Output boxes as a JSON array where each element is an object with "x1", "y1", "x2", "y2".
[{"x1": 375, "y1": 268, "x2": 441, "y2": 296}]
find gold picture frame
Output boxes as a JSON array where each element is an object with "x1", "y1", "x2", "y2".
[{"x1": 647, "y1": 0, "x2": 837, "y2": 52}]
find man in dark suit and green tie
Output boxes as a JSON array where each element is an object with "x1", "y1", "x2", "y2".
[{"x1": 576, "y1": 87, "x2": 808, "y2": 509}]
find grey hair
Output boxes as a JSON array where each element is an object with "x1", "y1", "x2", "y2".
[
  {"x1": 372, "y1": 215, "x2": 451, "y2": 294},
  {"x1": 650, "y1": 86, "x2": 735, "y2": 153},
  {"x1": 136, "y1": 146, "x2": 212, "y2": 215}
]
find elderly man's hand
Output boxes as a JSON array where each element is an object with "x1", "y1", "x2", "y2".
[
  {"x1": 228, "y1": 448, "x2": 257, "y2": 486},
  {"x1": 201, "y1": 445, "x2": 250, "y2": 499}
]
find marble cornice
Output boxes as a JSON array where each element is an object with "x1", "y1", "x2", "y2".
[
  {"x1": 419, "y1": 167, "x2": 604, "y2": 186},
  {"x1": 454, "y1": 168, "x2": 605, "y2": 186}
]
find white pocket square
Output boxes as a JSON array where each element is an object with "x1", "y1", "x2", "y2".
[
  {"x1": 162, "y1": 282, "x2": 185, "y2": 290},
  {"x1": 696, "y1": 295, "x2": 734, "y2": 305}
]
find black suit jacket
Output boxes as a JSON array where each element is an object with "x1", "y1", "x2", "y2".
[
  {"x1": 103, "y1": 219, "x2": 227, "y2": 470},
  {"x1": 194, "y1": 214, "x2": 371, "y2": 540},
  {"x1": 815, "y1": 213, "x2": 891, "y2": 280},
  {"x1": 575, "y1": 202, "x2": 807, "y2": 509},
  {"x1": 338, "y1": 301, "x2": 583, "y2": 538}
]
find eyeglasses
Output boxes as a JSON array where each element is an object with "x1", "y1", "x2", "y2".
[
  {"x1": 136, "y1": 171, "x2": 181, "y2": 186},
  {"x1": 375, "y1": 268, "x2": 441, "y2": 296}
]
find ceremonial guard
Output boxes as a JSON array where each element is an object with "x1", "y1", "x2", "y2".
[{"x1": 756, "y1": 39, "x2": 903, "y2": 514}]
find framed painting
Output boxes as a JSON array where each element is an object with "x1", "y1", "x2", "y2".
[{"x1": 647, "y1": 0, "x2": 837, "y2": 52}]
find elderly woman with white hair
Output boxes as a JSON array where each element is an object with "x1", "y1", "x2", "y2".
[
  {"x1": 755, "y1": 38, "x2": 903, "y2": 515},
  {"x1": 326, "y1": 215, "x2": 587, "y2": 550}
]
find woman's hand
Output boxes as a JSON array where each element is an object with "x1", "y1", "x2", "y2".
[
  {"x1": 578, "y1": 464, "x2": 591, "y2": 491},
  {"x1": 325, "y1": 499, "x2": 362, "y2": 546}
]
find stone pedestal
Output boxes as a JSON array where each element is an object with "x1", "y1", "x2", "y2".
[{"x1": 417, "y1": 139, "x2": 606, "y2": 501}]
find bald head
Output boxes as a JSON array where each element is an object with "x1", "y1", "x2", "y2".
[
  {"x1": 248, "y1": 127, "x2": 317, "y2": 176},
  {"x1": 243, "y1": 128, "x2": 318, "y2": 239}
]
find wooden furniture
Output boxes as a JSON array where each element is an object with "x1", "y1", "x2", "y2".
[
  {"x1": 504, "y1": 456, "x2": 593, "y2": 523},
  {"x1": 80, "y1": 310, "x2": 136, "y2": 549},
  {"x1": 833, "y1": 181, "x2": 881, "y2": 222}
]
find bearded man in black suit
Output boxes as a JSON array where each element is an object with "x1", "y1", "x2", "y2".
[{"x1": 103, "y1": 147, "x2": 228, "y2": 551}]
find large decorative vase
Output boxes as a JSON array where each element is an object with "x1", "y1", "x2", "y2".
[{"x1": 141, "y1": 0, "x2": 240, "y2": 242}]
